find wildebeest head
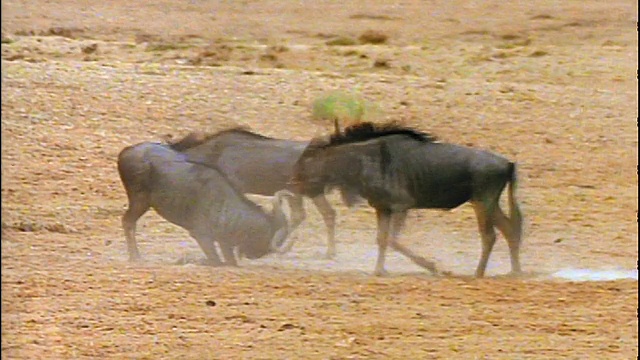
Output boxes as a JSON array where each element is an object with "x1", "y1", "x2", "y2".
[
  {"x1": 292, "y1": 122, "x2": 438, "y2": 202},
  {"x1": 290, "y1": 136, "x2": 333, "y2": 197},
  {"x1": 292, "y1": 122, "x2": 384, "y2": 194},
  {"x1": 291, "y1": 136, "x2": 367, "y2": 207},
  {"x1": 238, "y1": 190, "x2": 295, "y2": 258}
]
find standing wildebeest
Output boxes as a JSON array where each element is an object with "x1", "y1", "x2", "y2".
[
  {"x1": 291, "y1": 122, "x2": 523, "y2": 278},
  {"x1": 167, "y1": 127, "x2": 360, "y2": 258},
  {"x1": 117, "y1": 142, "x2": 294, "y2": 266}
]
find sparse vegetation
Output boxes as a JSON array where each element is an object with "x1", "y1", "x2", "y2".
[
  {"x1": 373, "y1": 58, "x2": 391, "y2": 68},
  {"x1": 267, "y1": 45, "x2": 289, "y2": 53},
  {"x1": 349, "y1": 13, "x2": 397, "y2": 21},
  {"x1": 81, "y1": 43, "x2": 98, "y2": 54},
  {"x1": 359, "y1": 30, "x2": 388, "y2": 44},
  {"x1": 41, "y1": 26, "x2": 84, "y2": 39},
  {"x1": 326, "y1": 36, "x2": 357, "y2": 46},
  {"x1": 190, "y1": 43, "x2": 233, "y2": 66},
  {"x1": 530, "y1": 14, "x2": 554, "y2": 20},
  {"x1": 529, "y1": 50, "x2": 549, "y2": 57},
  {"x1": 1, "y1": 35, "x2": 15, "y2": 44},
  {"x1": 146, "y1": 42, "x2": 192, "y2": 52},
  {"x1": 2, "y1": 219, "x2": 77, "y2": 233}
]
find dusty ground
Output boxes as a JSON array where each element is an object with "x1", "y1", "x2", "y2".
[{"x1": 1, "y1": 1, "x2": 638, "y2": 359}]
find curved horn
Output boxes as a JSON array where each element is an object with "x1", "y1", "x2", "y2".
[
  {"x1": 269, "y1": 190, "x2": 296, "y2": 252},
  {"x1": 273, "y1": 189, "x2": 296, "y2": 199}
]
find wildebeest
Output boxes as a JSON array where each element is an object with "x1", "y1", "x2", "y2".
[
  {"x1": 291, "y1": 122, "x2": 523, "y2": 278},
  {"x1": 166, "y1": 127, "x2": 360, "y2": 258},
  {"x1": 117, "y1": 141, "x2": 294, "y2": 266}
]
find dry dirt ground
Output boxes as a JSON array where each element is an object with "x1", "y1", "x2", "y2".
[{"x1": 1, "y1": 1, "x2": 638, "y2": 359}]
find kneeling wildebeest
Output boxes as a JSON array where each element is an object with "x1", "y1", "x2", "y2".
[
  {"x1": 290, "y1": 122, "x2": 523, "y2": 277},
  {"x1": 117, "y1": 141, "x2": 294, "y2": 266},
  {"x1": 166, "y1": 126, "x2": 361, "y2": 258}
]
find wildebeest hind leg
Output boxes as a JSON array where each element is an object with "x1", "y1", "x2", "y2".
[
  {"x1": 373, "y1": 209, "x2": 391, "y2": 276},
  {"x1": 191, "y1": 235, "x2": 223, "y2": 266},
  {"x1": 492, "y1": 207, "x2": 522, "y2": 275},
  {"x1": 122, "y1": 194, "x2": 150, "y2": 262},
  {"x1": 472, "y1": 202, "x2": 497, "y2": 278},
  {"x1": 312, "y1": 195, "x2": 337, "y2": 258},
  {"x1": 219, "y1": 243, "x2": 238, "y2": 267},
  {"x1": 388, "y1": 212, "x2": 438, "y2": 274}
]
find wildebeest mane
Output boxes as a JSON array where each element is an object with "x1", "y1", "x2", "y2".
[
  {"x1": 317, "y1": 121, "x2": 438, "y2": 148},
  {"x1": 168, "y1": 127, "x2": 273, "y2": 151}
]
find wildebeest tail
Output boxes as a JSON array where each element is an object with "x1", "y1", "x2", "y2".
[
  {"x1": 507, "y1": 162, "x2": 523, "y2": 243},
  {"x1": 117, "y1": 145, "x2": 151, "y2": 199}
]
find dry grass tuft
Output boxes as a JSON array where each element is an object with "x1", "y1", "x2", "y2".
[
  {"x1": 359, "y1": 30, "x2": 388, "y2": 44},
  {"x1": 326, "y1": 36, "x2": 357, "y2": 46}
]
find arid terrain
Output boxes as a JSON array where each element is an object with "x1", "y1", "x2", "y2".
[{"x1": 1, "y1": 1, "x2": 638, "y2": 359}]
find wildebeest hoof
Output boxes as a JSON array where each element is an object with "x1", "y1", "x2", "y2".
[
  {"x1": 198, "y1": 258, "x2": 223, "y2": 267},
  {"x1": 373, "y1": 268, "x2": 389, "y2": 277},
  {"x1": 506, "y1": 270, "x2": 524, "y2": 278},
  {"x1": 414, "y1": 257, "x2": 438, "y2": 274},
  {"x1": 325, "y1": 250, "x2": 337, "y2": 259}
]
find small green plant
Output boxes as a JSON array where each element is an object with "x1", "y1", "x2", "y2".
[{"x1": 311, "y1": 91, "x2": 381, "y2": 125}]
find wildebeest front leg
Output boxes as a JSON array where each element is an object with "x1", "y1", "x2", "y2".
[
  {"x1": 312, "y1": 195, "x2": 337, "y2": 258},
  {"x1": 121, "y1": 194, "x2": 150, "y2": 262},
  {"x1": 373, "y1": 209, "x2": 392, "y2": 276},
  {"x1": 472, "y1": 202, "x2": 497, "y2": 278},
  {"x1": 492, "y1": 207, "x2": 522, "y2": 275},
  {"x1": 388, "y1": 212, "x2": 438, "y2": 275}
]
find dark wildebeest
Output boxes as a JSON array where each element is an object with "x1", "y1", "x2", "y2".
[
  {"x1": 166, "y1": 127, "x2": 360, "y2": 258},
  {"x1": 117, "y1": 141, "x2": 294, "y2": 266},
  {"x1": 291, "y1": 122, "x2": 523, "y2": 278}
]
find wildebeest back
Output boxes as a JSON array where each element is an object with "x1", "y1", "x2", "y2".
[{"x1": 373, "y1": 137, "x2": 512, "y2": 210}]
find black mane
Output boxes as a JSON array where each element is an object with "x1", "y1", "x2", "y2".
[{"x1": 321, "y1": 121, "x2": 437, "y2": 147}]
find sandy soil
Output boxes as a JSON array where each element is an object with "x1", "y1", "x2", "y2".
[{"x1": 1, "y1": 1, "x2": 638, "y2": 358}]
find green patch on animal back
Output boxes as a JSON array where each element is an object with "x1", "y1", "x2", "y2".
[{"x1": 311, "y1": 90, "x2": 382, "y2": 126}]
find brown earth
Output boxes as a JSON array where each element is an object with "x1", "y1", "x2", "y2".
[{"x1": 1, "y1": 1, "x2": 638, "y2": 359}]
